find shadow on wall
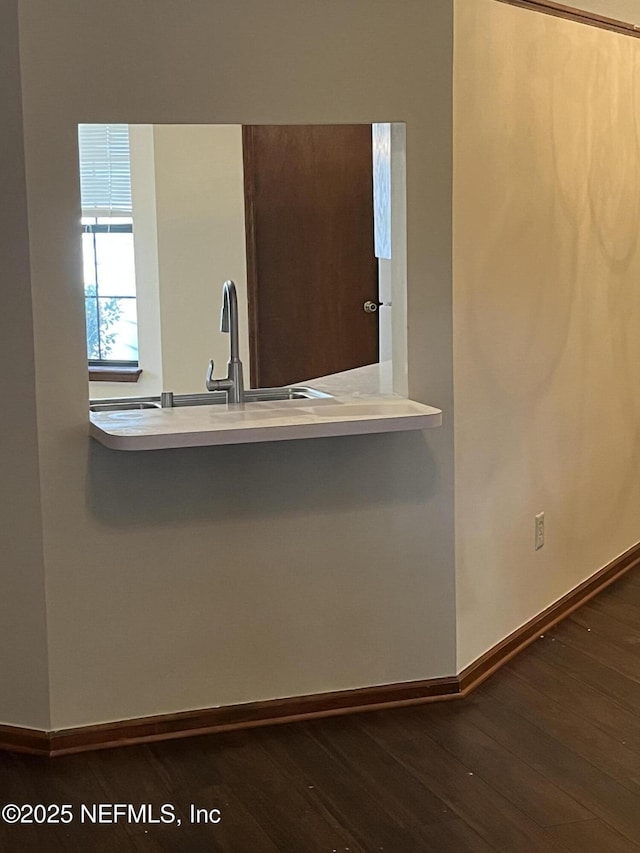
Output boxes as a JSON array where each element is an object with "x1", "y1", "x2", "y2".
[{"x1": 86, "y1": 431, "x2": 441, "y2": 528}]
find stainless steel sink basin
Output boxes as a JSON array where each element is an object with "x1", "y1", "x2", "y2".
[
  {"x1": 171, "y1": 386, "x2": 332, "y2": 407},
  {"x1": 90, "y1": 386, "x2": 332, "y2": 412},
  {"x1": 89, "y1": 400, "x2": 161, "y2": 412},
  {"x1": 246, "y1": 386, "x2": 332, "y2": 402}
]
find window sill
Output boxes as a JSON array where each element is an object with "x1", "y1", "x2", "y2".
[{"x1": 89, "y1": 367, "x2": 143, "y2": 383}]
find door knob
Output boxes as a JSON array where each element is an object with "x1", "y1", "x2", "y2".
[{"x1": 363, "y1": 300, "x2": 391, "y2": 313}]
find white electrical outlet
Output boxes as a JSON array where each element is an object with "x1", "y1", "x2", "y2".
[{"x1": 535, "y1": 512, "x2": 545, "y2": 550}]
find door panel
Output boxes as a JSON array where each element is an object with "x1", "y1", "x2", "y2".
[{"x1": 243, "y1": 125, "x2": 378, "y2": 388}]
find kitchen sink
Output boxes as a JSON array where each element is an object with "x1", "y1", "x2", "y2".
[
  {"x1": 170, "y1": 387, "x2": 332, "y2": 407},
  {"x1": 89, "y1": 400, "x2": 161, "y2": 412},
  {"x1": 90, "y1": 386, "x2": 332, "y2": 412}
]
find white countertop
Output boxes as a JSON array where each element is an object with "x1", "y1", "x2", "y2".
[{"x1": 89, "y1": 363, "x2": 442, "y2": 451}]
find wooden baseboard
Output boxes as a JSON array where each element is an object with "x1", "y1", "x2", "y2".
[
  {"x1": 458, "y1": 541, "x2": 640, "y2": 694},
  {"x1": 0, "y1": 724, "x2": 49, "y2": 757},
  {"x1": 2, "y1": 542, "x2": 639, "y2": 757},
  {"x1": 0, "y1": 678, "x2": 460, "y2": 758}
]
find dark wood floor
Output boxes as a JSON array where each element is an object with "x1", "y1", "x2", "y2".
[{"x1": 2, "y1": 570, "x2": 640, "y2": 852}]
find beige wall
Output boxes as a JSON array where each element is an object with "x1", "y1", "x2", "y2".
[
  {"x1": 454, "y1": 0, "x2": 640, "y2": 668},
  {"x1": 0, "y1": 0, "x2": 50, "y2": 728},
  {"x1": 129, "y1": 124, "x2": 165, "y2": 397},
  {"x1": 569, "y1": 0, "x2": 640, "y2": 23},
  {"x1": 154, "y1": 124, "x2": 250, "y2": 394},
  {"x1": 16, "y1": 0, "x2": 455, "y2": 730}
]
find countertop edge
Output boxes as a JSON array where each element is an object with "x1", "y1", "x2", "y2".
[{"x1": 89, "y1": 406, "x2": 443, "y2": 451}]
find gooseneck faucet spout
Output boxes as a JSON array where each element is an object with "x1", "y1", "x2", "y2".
[
  {"x1": 221, "y1": 280, "x2": 240, "y2": 360},
  {"x1": 206, "y1": 280, "x2": 245, "y2": 403}
]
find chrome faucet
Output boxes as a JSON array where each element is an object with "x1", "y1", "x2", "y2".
[{"x1": 206, "y1": 280, "x2": 245, "y2": 403}]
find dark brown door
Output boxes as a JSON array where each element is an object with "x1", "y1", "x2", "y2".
[{"x1": 243, "y1": 125, "x2": 378, "y2": 388}]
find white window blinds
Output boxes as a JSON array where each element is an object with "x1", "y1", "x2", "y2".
[{"x1": 78, "y1": 124, "x2": 132, "y2": 217}]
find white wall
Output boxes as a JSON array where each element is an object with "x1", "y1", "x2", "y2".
[
  {"x1": 129, "y1": 124, "x2": 164, "y2": 396},
  {"x1": 0, "y1": 0, "x2": 50, "y2": 729},
  {"x1": 374, "y1": 122, "x2": 408, "y2": 382},
  {"x1": 391, "y1": 123, "x2": 409, "y2": 397},
  {"x1": 454, "y1": 0, "x2": 640, "y2": 668},
  {"x1": 154, "y1": 124, "x2": 250, "y2": 394},
  {"x1": 16, "y1": 0, "x2": 455, "y2": 730}
]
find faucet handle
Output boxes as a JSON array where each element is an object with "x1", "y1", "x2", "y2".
[
  {"x1": 206, "y1": 360, "x2": 233, "y2": 393},
  {"x1": 206, "y1": 359, "x2": 215, "y2": 388}
]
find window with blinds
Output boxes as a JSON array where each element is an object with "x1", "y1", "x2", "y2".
[
  {"x1": 78, "y1": 124, "x2": 139, "y2": 365},
  {"x1": 78, "y1": 123, "x2": 132, "y2": 217}
]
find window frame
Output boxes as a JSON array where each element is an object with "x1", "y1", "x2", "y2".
[{"x1": 83, "y1": 218, "x2": 139, "y2": 368}]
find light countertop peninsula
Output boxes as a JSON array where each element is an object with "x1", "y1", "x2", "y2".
[{"x1": 89, "y1": 362, "x2": 443, "y2": 451}]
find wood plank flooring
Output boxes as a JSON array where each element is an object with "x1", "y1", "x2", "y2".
[{"x1": 1, "y1": 569, "x2": 640, "y2": 852}]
